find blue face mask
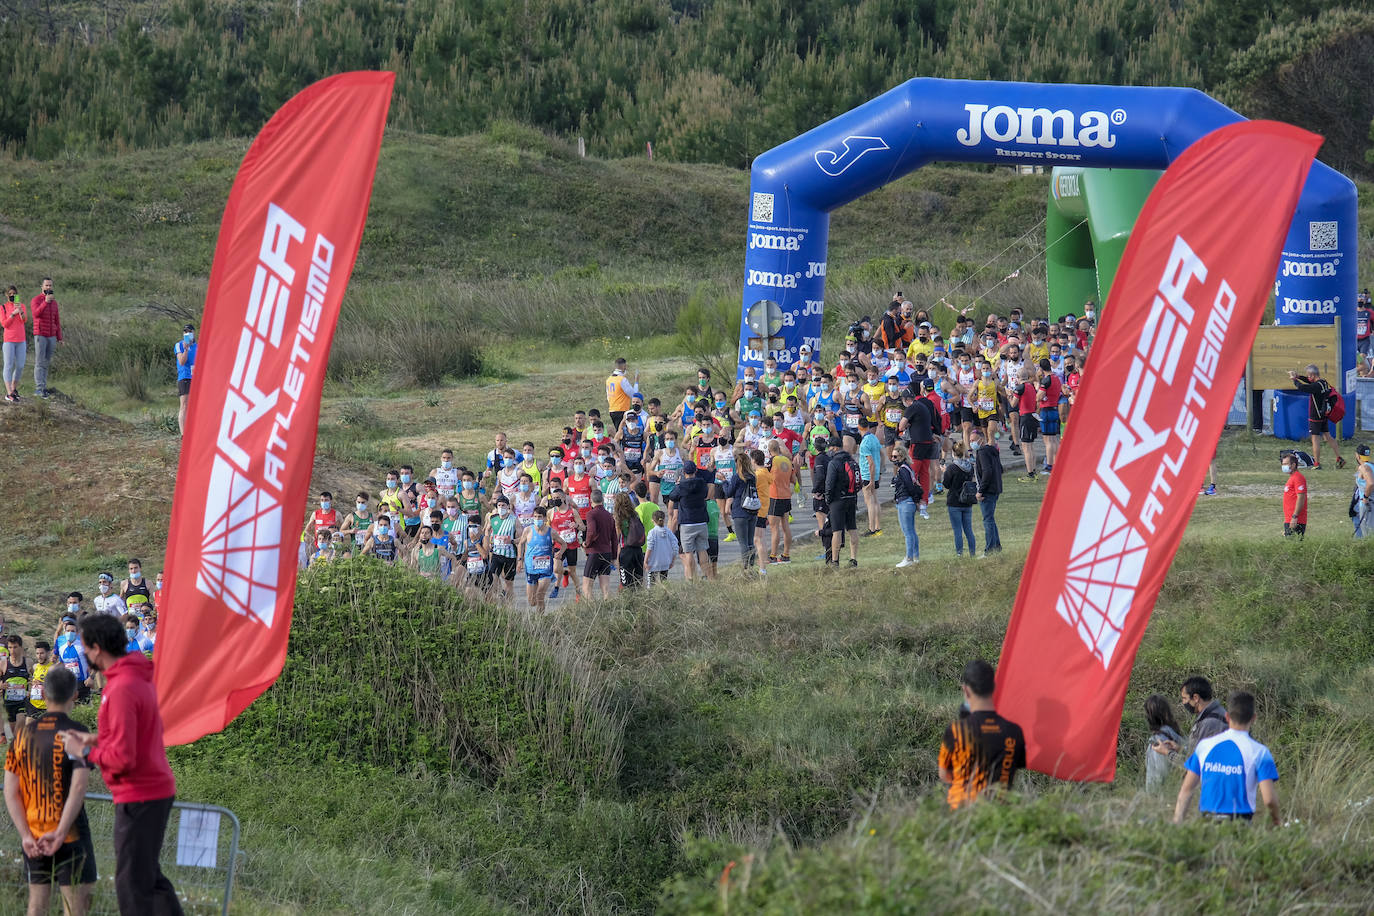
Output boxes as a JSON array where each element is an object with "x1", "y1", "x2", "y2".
[
  {"x1": 503, "y1": 458, "x2": 516, "y2": 468},
  {"x1": 400, "y1": 474, "x2": 412, "y2": 484},
  {"x1": 463, "y1": 481, "x2": 474, "y2": 490},
  {"x1": 441, "y1": 460, "x2": 452, "y2": 469},
  {"x1": 386, "y1": 480, "x2": 397, "y2": 489},
  {"x1": 183, "y1": 333, "x2": 194, "y2": 344},
  {"x1": 518, "y1": 483, "x2": 530, "y2": 493}
]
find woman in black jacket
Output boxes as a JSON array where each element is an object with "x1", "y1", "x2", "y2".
[
  {"x1": 942, "y1": 441, "x2": 977, "y2": 557},
  {"x1": 721, "y1": 449, "x2": 760, "y2": 570},
  {"x1": 890, "y1": 447, "x2": 922, "y2": 567}
]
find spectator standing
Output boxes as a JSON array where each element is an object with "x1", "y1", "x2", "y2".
[
  {"x1": 1289, "y1": 364, "x2": 1344, "y2": 470},
  {"x1": 1281, "y1": 454, "x2": 1308, "y2": 538},
  {"x1": 1144, "y1": 694, "x2": 1185, "y2": 792},
  {"x1": 970, "y1": 427, "x2": 1003, "y2": 555},
  {"x1": 1356, "y1": 289, "x2": 1373, "y2": 359},
  {"x1": 643, "y1": 510, "x2": 678, "y2": 585},
  {"x1": 60, "y1": 614, "x2": 182, "y2": 915},
  {"x1": 605, "y1": 357, "x2": 636, "y2": 432},
  {"x1": 823, "y1": 438, "x2": 861, "y2": 567},
  {"x1": 614, "y1": 492, "x2": 646, "y2": 589},
  {"x1": 1155, "y1": 676, "x2": 1227, "y2": 759},
  {"x1": 857, "y1": 418, "x2": 883, "y2": 537},
  {"x1": 938, "y1": 660, "x2": 1026, "y2": 810},
  {"x1": 174, "y1": 323, "x2": 196, "y2": 436},
  {"x1": 4, "y1": 666, "x2": 95, "y2": 915},
  {"x1": 722, "y1": 450, "x2": 760, "y2": 571},
  {"x1": 900, "y1": 384, "x2": 937, "y2": 520},
  {"x1": 2, "y1": 285, "x2": 26, "y2": 403},
  {"x1": 581, "y1": 490, "x2": 618, "y2": 599},
  {"x1": 942, "y1": 441, "x2": 977, "y2": 557},
  {"x1": 29, "y1": 279, "x2": 61, "y2": 399},
  {"x1": 1352, "y1": 443, "x2": 1373, "y2": 538},
  {"x1": 890, "y1": 446, "x2": 921, "y2": 567},
  {"x1": 765, "y1": 439, "x2": 794, "y2": 563},
  {"x1": 1174, "y1": 691, "x2": 1280, "y2": 826},
  {"x1": 665, "y1": 460, "x2": 716, "y2": 580}
]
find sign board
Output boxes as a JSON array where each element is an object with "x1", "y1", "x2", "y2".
[{"x1": 1249, "y1": 319, "x2": 1340, "y2": 390}]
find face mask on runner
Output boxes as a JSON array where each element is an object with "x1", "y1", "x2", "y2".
[
  {"x1": 523, "y1": 451, "x2": 533, "y2": 460},
  {"x1": 321, "y1": 500, "x2": 331, "y2": 510},
  {"x1": 386, "y1": 480, "x2": 398, "y2": 489},
  {"x1": 518, "y1": 483, "x2": 530, "y2": 493},
  {"x1": 129, "y1": 571, "x2": 141, "y2": 581},
  {"x1": 498, "y1": 506, "x2": 510, "y2": 517},
  {"x1": 749, "y1": 417, "x2": 760, "y2": 427},
  {"x1": 446, "y1": 507, "x2": 458, "y2": 517},
  {"x1": 99, "y1": 583, "x2": 110, "y2": 593},
  {"x1": 574, "y1": 462, "x2": 585, "y2": 473},
  {"x1": 503, "y1": 458, "x2": 516, "y2": 468},
  {"x1": 550, "y1": 499, "x2": 562, "y2": 508},
  {"x1": 67, "y1": 602, "x2": 79, "y2": 614},
  {"x1": 982, "y1": 371, "x2": 992, "y2": 379},
  {"x1": 400, "y1": 474, "x2": 412, "y2": 484},
  {"x1": 715, "y1": 398, "x2": 726, "y2": 408},
  {"x1": 535, "y1": 516, "x2": 546, "y2": 527},
  {"x1": 813, "y1": 412, "x2": 824, "y2": 422},
  {"x1": 377, "y1": 526, "x2": 390, "y2": 536},
  {"x1": 441, "y1": 459, "x2": 452, "y2": 469},
  {"x1": 463, "y1": 481, "x2": 475, "y2": 490},
  {"x1": 183, "y1": 332, "x2": 194, "y2": 343},
  {"x1": 1282, "y1": 463, "x2": 1293, "y2": 474},
  {"x1": 665, "y1": 439, "x2": 676, "y2": 448}
]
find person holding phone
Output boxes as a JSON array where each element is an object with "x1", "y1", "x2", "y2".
[
  {"x1": 2, "y1": 285, "x2": 26, "y2": 403},
  {"x1": 29, "y1": 278, "x2": 61, "y2": 399}
]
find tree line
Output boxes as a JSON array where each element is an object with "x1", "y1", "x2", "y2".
[{"x1": 1, "y1": 0, "x2": 1370, "y2": 175}]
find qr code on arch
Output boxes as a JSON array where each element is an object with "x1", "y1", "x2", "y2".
[
  {"x1": 752, "y1": 192, "x2": 774, "y2": 223},
  {"x1": 1309, "y1": 221, "x2": 1338, "y2": 251}
]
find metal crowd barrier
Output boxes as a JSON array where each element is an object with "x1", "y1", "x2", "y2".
[{"x1": 0, "y1": 793, "x2": 240, "y2": 915}]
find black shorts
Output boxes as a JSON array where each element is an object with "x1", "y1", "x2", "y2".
[
  {"x1": 812, "y1": 494, "x2": 828, "y2": 515},
  {"x1": 466, "y1": 571, "x2": 493, "y2": 590},
  {"x1": 585, "y1": 552, "x2": 615, "y2": 579},
  {"x1": 707, "y1": 537, "x2": 719, "y2": 562},
  {"x1": 882, "y1": 427, "x2": 898, "y2": 445},
  {"x1": 177, "y1": 377, "x2": 192, "y2": 396},
  {"x1": 557, "y1": 547, "x2": 579, "y2": 568},
  {"x1": 827, "y1": 497, "x2": 858, "y2": 532},
  {"x1": 755, "y1": 515, "x2": 769, "y2": 530},
  {"x1": 404, "y1": 521, "x2": 421, "y2": 539},
  {"x1": 1019, "y1": 413, "x2": 1040, "y2": 442},
  {"x1": 768, "y1": 497, "x2": 792, "y2": 518},
  {"x1": 1309, "y1": 418, "x2": 1328, "y2": 435},
  {"x1": 25, "y1": 839, "x2": 95, "y2": 886},
  {"x1": 958, "y1": 406, "x2": 978, "y2": 426},
  {"x1": 648, "y1": 474, "x2": 662, "y2": 485},
  {"x1": 4, "y1": 701, "x2": 25, "y2": 723},
  {"x1": 490, "y1": 554, "x2": 517, "y2": 581}
]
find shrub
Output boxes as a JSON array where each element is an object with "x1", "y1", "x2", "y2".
[
  {"x1": 192, "y1": 560, "x2": 626, "y2": 797},
  {"x1": 675, "y1": 286, "x2": 739, "y2": 382}
]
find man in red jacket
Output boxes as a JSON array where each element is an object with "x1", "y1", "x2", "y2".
[
  {"x1": 59, "y1": 615, "x2": 181, "y2": 916},
  {"x1": 29, "y1": 277, "x2": 62, "y2": 399}
]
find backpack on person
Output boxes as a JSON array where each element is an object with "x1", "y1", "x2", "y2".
[
  {"x1": 741, "y1": 475, "x2": 761, "y2": 512},
  {"x1": 842, "y1": 454, "x2": 861, "y2": 497},
  {"x1": 1325, "y1": 387, "x2": 1345, "y2": 422}
]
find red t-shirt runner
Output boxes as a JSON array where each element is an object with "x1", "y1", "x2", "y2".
[
  {"x1": 1283, "y1": 470, "x2": 1308, "y2": 524},
  {"x1": 565, "y1": 475, "x2": 594, "y2": 520},
  {"x1": 549, "y1": 506, "x2": 580, "y2": 551},
  {"x1": 311, "y1": 507, "x2": 338, "y2": 534}
]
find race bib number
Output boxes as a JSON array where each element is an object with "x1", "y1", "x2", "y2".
[
  {"x1": 662, "y1": 468, "x2": 682, "y2": 483},
  {"x1": 494, "y1": 534, "x2": 513, "y2": 551},
  {"x1": 5, "y1": 683, "x2": 24, "y2": 702},
  {"x1": 885, "y1": 408, "x2": 902, "y2": 424},
  {"x1": 28, "y1": 681, "x2": 43, "y2": 702},
  {"x1": 64, "y1": 661, "x2": 79, "y2": 674},
  {"x1": 845, "y1": 414, "x2": 860, "y2": 429},
  {"x1": 560, "y1": 528, "x2": 578, "y2": 543},
  {"x1": 466, "y1": 558, "x2": 486, "y2": 574},
  {"x1": 519, "y1": 515, "x2": 535, "y2": 529},
  {"x1": 625, "y1": 447, "x2": 641, "y2": 462},
  {"x1": 531, "y1": 556, "x2": 552, "y2": 573},
  {"x1": 573, "y1": 493, "x2": 590, "y2": 508},
  {"x1": 979, "y1": 398, "x2": 994, "y2": 412}
]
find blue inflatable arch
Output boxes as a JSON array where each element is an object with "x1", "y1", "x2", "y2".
[{"x1": 738, "y1": 78, "x2": 1359, "y2": 423}]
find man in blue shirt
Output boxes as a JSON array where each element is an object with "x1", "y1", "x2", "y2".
[
  {"x1": 174, "y1": 323, "x2": 196, "y2": 436},
  {"x1": 1173, "y1": 691, "x2": 1280, "y2": 826}
]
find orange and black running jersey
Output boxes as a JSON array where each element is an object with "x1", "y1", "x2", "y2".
[
  {"x1": 4, "y1": 712, "x2": 89, "y2": 842},
  {"x1": 938, "y1": 710, "x2": 1026, "y2": 810}
]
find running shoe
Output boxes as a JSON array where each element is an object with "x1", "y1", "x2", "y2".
[
  {"x1": 1313, "y1": 462, "x2": 1323, "y2": 470},
  {"x1": 1205, "y1": 484, "x2": 1216, "y2": 496},
  {"x1": 895, "y1": 558, "x2": 913, "y2": 568},
  {"x1": 847, "y1": 558, "x2": 858, "y2": 568},
  {"x1": 779, "y1": 555, "x2": 791, "y2": 563},
  {"x1": 919, "y1": 506, "x2": 929, "y2": 520},
  {"x1": 3, "y1": 393, "x2": 14, "y2": 403},
  {"x1": 724, "y1": 531, "x2": 737, "y2": 543},
  {"x1": 1337, "y1": 457, "x2": 1347, "y2": 469},
  {"x1": 1018, "y1": 473, "x2": 1038, "y2": 483},
  {"x1": 549, "y1": 585, "x2": 560, "y2": 600}
]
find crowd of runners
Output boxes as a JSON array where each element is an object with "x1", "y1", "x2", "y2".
[{"x1": 295, "y1": 297, "x2": 1114, "y2": 608}]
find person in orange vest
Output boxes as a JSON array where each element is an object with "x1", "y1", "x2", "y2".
[{"x1": 605, "y1": 357, "x2": 637, "y2": 432}]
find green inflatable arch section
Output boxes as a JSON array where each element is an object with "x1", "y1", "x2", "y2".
[{"x1": 1045, "y1": 167, "x2": 1160, "y2": 320}]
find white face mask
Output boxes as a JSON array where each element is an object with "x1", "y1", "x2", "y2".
[{"x1": 1282, "y1": 463, "x2": 1293, "y2": 474}]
